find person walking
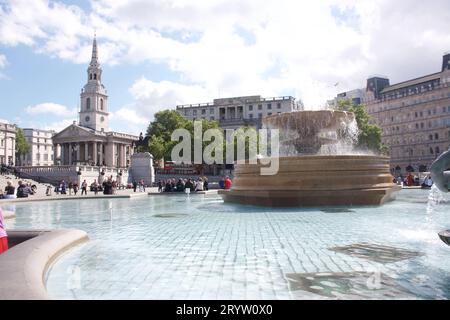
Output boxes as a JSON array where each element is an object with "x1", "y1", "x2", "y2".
[
  {"x1": 68, "y1": 181, "x2": 73, "y2": 196},
  {"x1": 132, "y1": 180, "x2": 138, "y2": 193},
  {"x1": 92, "y1": 179, "x2": 99, "y2": 195},
  {"x1": 73, "y1": 181, "x2": 79, "y2": 195},
  {"x1": 0, "y1": 207, "x2": 8, "y2": 255},
  {"x1": 81, "y1": 180, "x2": 88, "y2": 195}
]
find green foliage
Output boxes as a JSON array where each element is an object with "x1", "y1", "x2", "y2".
[
  {"x1": 145, "y1": 110, "x2": 225, "y2": 162},
  {"x1": 337, "y1": 100, "x2": 387, "y2": 154},
  {"x1": 15, "y1": 128, "x2": 31, "y2": 156}
]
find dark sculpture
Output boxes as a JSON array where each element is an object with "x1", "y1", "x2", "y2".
[{"x1": 430, "y1": 148, "x2": 450, "y2": 193}]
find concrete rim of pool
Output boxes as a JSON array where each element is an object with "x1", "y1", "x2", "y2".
[{"x1": 0, "y1": 229, "x2": 89, "y2": 300}]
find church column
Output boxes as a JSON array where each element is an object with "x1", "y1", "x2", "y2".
[
  {"x1": 75, "y1": 143, "x2": 80, "y2": 163},
  {"x1": 93, "y1": 142, "x2": 98, "y2": 166},
  {"x1": 60, "y1": 144, "x2": 65, "y2": 165},
  {"x1": 68, "y1": 143, "x2": 72, "y2": 165},
  {"x1": 99, "y1": 142, "x2": 103, "y2": 166},
  {"x1": 120, "y1": 144, "x2": 124, "y2": 167},
  {"x1": 84, "y1": 143, "x2": 89, "y2": 163}
]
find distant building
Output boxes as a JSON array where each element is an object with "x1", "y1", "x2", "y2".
[
  {"x1": 176, "y1": 95, "x2": 303, "y2": 129},
  {"x1": 363, "y1": 52, "x2": 450, "y2": 174},
  {"x1": 0, "y1": 122, "x2": 16, "y2": 166},
  {"x1": 328, "y1": 88, "x2": 366, "y2": 108},
  {"x1": 17, "y1": 128, "x2": 55, "y2": 166},
  {"x1": 52, "y1": 36, "x2": 138, "y2": 167}
]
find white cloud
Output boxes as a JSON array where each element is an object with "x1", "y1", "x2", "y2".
[
  {"x1": 25, "y1": 103, "x2": 77, "y2": 118},
  {"x1": 0, "y1": 118, "x2": 9, "y2": 124},
  {"x1": 1, "y1": 0, "x2": 450, "y2": 112}
]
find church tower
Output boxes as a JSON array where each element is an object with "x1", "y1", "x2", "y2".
[{"x1": 79, "y1": 35, "x2": 109, "y2": 132}]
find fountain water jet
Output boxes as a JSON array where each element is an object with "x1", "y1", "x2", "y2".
[{"x1": 219, "y1": 110, "x2": 400, "y2": 207}]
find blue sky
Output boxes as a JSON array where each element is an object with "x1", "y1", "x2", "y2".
[{"x1": 1, "y1": 0, "x2": 449, "y2": 134}]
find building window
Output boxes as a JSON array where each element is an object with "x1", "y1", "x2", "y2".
[
  {"x1": 416, "y1": 123, "x2": 419, "y2": 129},
  {"x1": 100, "y1": 98, "x2": 104, "y2": 110},
  {"x1": 249, "y1": 114, "x2": 253, "y2": 119},
  {"x1": 420, "y1": 123, "x2": 424, "y2": 129},
  {"x1": 85, "y1": 116, "x2": 90, "y2": 122},
  {"x1": 267, "y1": 104, "x2": 272, "y2": 109},
  {"x1": 210, "y1": 108, "x2": 214, "y2": 114},
  {"x1": 248, "y1": 105, "x2": 253, "y2": 111},
  {"x1": 193, "y1": 110, "x2": 197, "y2": 116},
  {"x1": 430, "y1": 147, "x2": 434, "y2": 154},
  {"x1": 86, "y1": 97, "x2": 91, "y2": 110},
  {"x1": 201, "y1": 109, "x2": 205, "y2": 115},
  {"x1": 94, "y1": 74, "x2": 97, "y2": 80},
  {"x1": 210, "y1": 116, "x2": 214, "y2": 120},
  {"x1": 435, "y1": 133, "x2": 439, "y2": 140},
  {"x1": 258, "y1": 104, "x2": 262, "y2": 110},
  {"x1": 415, "y1": 112, "x2": 418, "y2": 118},
  {"x1": 277, "y1": 103, "x2": 281, "y2": 109},
  {"x1": 258, "y1": 113, "x2": 263, "y2": 118},
  {"x1": 429, "y1": 134, "x2": 433, "y2": 141}
]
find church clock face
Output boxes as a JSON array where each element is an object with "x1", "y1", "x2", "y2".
[
  {"x1": 85, "y1": 116, "x2": 90, "y2": 122},
  {"x1": 100, "y1": 116, "x2": 105, "y2": 122}
]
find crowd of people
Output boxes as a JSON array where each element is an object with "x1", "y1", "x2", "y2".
[
  {"x1": 0, "y1": 180, "x2": 37, "y2": 199},
  {"x1": 156, "y1": 176, "x2": 232, "y2": 193},
  {"x1": 394, "y1": 173, "x2": 434, "y2": 189},
  {"x1": 54, "y1": 175, "x2": 127, "y2": 196}
]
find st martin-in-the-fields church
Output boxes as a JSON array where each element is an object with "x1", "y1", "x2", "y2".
[{"x1": 53, "y1": 36, "x2": 138, "y2": 168}]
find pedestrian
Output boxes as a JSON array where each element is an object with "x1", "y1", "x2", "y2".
[
  {"x1": 60, "y1": 180, "x2": 67, "y2": 195},
  {"x1": 81, "y1": 180, "x2": 88, "y2": 195},
  {"x1": 0, "y1": 207, "x2": 8, "y2": 255},
  {"x1": 92, "y1": 179, "x2": 99, "y2": 195},
  {"x1": 16, "y1": 181, "x2": 29, "y2": 198},
  {"x1": 133, "y1": 180, "x2": 137, "y2": 193},
  {"x1": 203, "y1": 176, "x2": 209, "y2": 191},
  {"x1": 73, "y1": 181, "x2": 79, "y2": 195},
  {"x1": 68, "y1": 181, "x2": 73, "y2": 196},
  {"x1": 195, "y1": 178, "x2": 204, "y2": 192},
  {"x1": 158, "y1": 180, "x2": 163, "y2": 193}
]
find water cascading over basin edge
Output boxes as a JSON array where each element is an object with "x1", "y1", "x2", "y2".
[{"x1": 219, "y1": 110, "x2": 401, "y2": 207}]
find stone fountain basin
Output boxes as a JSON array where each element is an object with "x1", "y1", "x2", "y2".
[{"x1": 219, "y1": 155, "x2": 400, "y2": 207}]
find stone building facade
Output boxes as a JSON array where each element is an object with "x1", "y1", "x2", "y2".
[
  {"x1": 17, "y1": 128, "x2": 55, "y2": 166},
  {"x1": 363, "y1": 53, "x2": 450, "y2": 173},
  {"x1": 52, "y1": 36, "x2": 138, "y2": 168},
  {"x1": 0, "y1": 122, "x2": 16, "y2": 165},
  {"x1": 176, "y1": 95, "x2": 303, "y2": 129}
]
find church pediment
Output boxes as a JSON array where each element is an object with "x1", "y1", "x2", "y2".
[{"x1": 53, "y1": 124, "x2": 98, "y2": 142}]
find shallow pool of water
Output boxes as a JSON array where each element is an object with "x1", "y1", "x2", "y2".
[{"x1": 4, "y1": 189, "x2": 450, "y2": 299}]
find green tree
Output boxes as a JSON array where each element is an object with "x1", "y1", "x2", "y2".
[
  {"x1": 145, "y1": 110, "x2": 225, "y2": 162},
  {"x1": 15, "y1": 128, "x2": 31, "y2": 161},
  {"x1": 336, "y1": 99, "x2": 388, "y2": 154}
]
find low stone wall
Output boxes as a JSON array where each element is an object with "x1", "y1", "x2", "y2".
[
  {"x1": 16, "y1": 165, "x2": 129, "y2": 186},
  {"x1": 0, "y1": 229, "x2": 89, "y2": 300}
]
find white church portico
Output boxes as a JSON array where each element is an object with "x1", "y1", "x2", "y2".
[{"x1": 52, "y1": 36, "x2": 138, "y2": 168}]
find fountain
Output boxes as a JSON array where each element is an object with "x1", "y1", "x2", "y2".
[
  {"x1": 430, "y1": 148, "x2": 450, "y2": 246},
  {"x1": 219, "y1": 110, "x2": 401, "y2": 207}
]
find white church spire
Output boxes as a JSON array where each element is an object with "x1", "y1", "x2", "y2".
[{"x1": 79, "y1": 34, "x2": 109, "y2": 132}]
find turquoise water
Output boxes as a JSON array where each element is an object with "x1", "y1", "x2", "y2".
[{"x1": 4, "y1": 189, "x2": 450, "y2": 300}]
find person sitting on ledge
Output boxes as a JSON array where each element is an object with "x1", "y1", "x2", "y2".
[
  {"x1": 4, "y1": 181, "x2": 16, "y2": 199},
  {"x1": 16, "y1": 181, "x2": 29, "y2": 198},
  {"x1": 421, "y1": 175, "x2": 433, "y2": 189},
  {"x1": 195, "y1": 178, "x2": 204, "y2": 192},
  {"x1": 184, "y1": 179, "x2": 194, "y2": 192},
  {"x1": 224, "y1": 176, "x2": 232, "y2": 190},
  {"x1": 176, "y1": 178, "x2": 185, "y2": 192},
  {"x1": 0, "y1": 207, "x2": 8, "y2": 254},
  {"x1": 219, "y1": 177, "x2": 225, "y2": 189}
]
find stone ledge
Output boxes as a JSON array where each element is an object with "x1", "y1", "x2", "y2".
[
  {"x1": 0, "y1": 229, "x2": 89, "y2": 300},
  {"x1": 3, "y1": 210, "x2": 15, "y2": 219}
]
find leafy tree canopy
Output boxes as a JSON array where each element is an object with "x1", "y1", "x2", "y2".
[{"x1": 15, "y1": 128, "x2": 31, "y2": 156}]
